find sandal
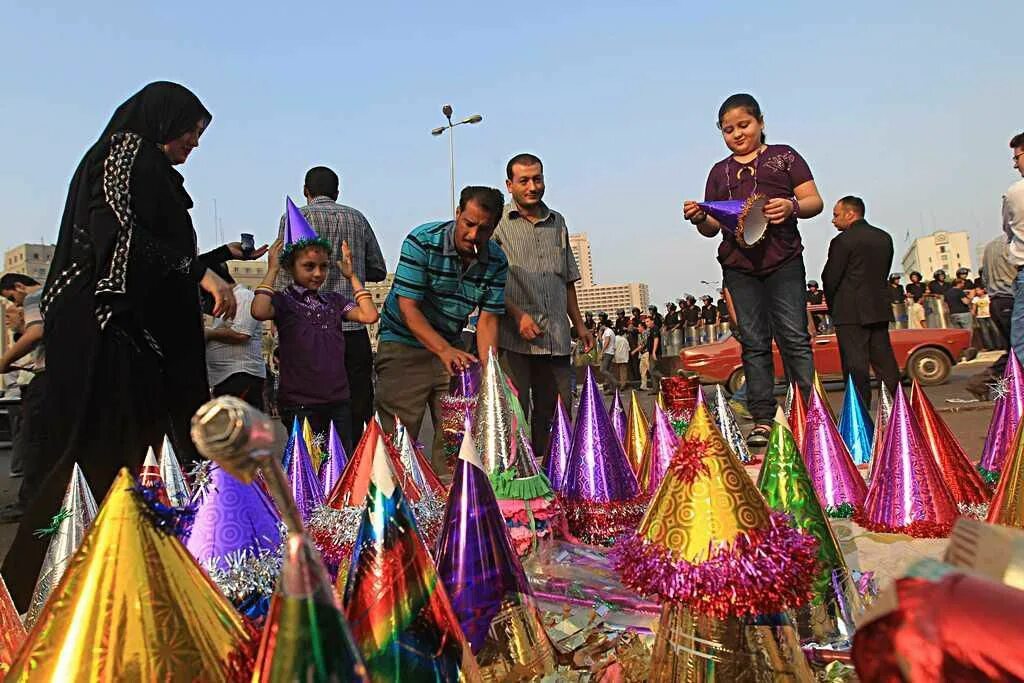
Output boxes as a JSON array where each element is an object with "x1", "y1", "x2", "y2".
[{"x1": 746, "y1": 423, "x2": 771, "y2": 448}]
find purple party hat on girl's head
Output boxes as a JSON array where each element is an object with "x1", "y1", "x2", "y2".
[
  {"x1": 698, "y1": 194, "x2": 769, "y2": 247},
  {"x1": 637, "y1": 402, "x2": 680, "y2": 494},
  {"x1": 979, "y1": 353, "x2": 1024, "y2": 484},
  {"x1": 609, "y1": 390, "x2": 627, "y2": 449},
  {"x1": 562, "y1": 367, "x2": 647, "y2": 545},
  {"x1": 186, "y1": 462, "x2": 283, "y2": 614},
  {"x1": 319, "y1": 421, "x2": 348, "y2": 498},
  {"x1": 285, "y1": 417, "x2": 326, "y2": 524},
  {"x1": 838, "y1": 375, "x2": 874, "y2": 466},
  {"x1": 285, "y1": 197, "x2": 318, "y2": 245},
  {"x1": 545, "y1": 395, "x2": 573, "y2": 492},
  {"x1": 802, "y1": 388, "x2": 867, "y2": 518}
]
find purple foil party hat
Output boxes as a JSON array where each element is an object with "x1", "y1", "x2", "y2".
[
  {"x1": 450, "y1": 364, "x2": 482, "y2": 398},
  {"x1": 285, "y1": 417, "x2": 326, "y2": 524},
  {"x1": 318, "y1": 420, "x2": 348, "y2": 498},
  {"x1": 838, "y1": 375, "x2": 874, "y2": 465},
  {"x1": 284, "y1": 196, "x2": 319, "y2": 246},
  {"x1": 697, "y1": 194, "x2": 769, "y2": 247},
  {"x1": 609, "y1": 390, "x2": 627, "y2": 449},
  {"x1": 637, "y1": 402, "x2": 680, "y2": 494},
  {"x1": 855, "y1": 386, "x2": 958, "y2": 537},
  {"x1": 544, "y1": 395, "x2": 573, "y2": 492},
  {"x1": 711, "y1": 383, "x2": 753, "y2": 464},
  {"x1": 802, "y1": 388, "x2": 867, "y2": 517},
  {"x1": 979, "y1": 353, "x2": 1024, "y2": 481}
]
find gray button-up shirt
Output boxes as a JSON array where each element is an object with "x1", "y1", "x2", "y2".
[
  {"x1": 493, "y1": 201, "x2": 580, "y2": 356},
  {"x1": 275, "y1": 196, "x2": 386, "y2": 332}
]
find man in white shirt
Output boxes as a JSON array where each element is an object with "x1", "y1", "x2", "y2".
[
  {"x1": 597, "y1": 313, "x2": 616, "y2": 392},
  {"x1": 613, "y1": 332, "x2": 630, "y2": 390},
  {"x1": 1004, "y1": 132, "x2": 1024, "y2": 365},
  {"x1": 205, "y1": 267, "x2": 267, "y2": 410}
]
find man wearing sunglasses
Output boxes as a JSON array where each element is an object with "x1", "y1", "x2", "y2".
[{"x1": 1006, "y1": 132, "x2": 1024, "y2": 365}]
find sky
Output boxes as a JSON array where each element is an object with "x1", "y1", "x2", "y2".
[{"x1": 2, "y1": 1, "x2": 1023, "y2": 305}]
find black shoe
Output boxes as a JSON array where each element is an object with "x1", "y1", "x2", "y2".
[
  {"x1": 0, "y1": 504, "x2": 24, "y2": 524},
  {"x1": 746, "y1": 423, "x2": 771, "y2": 448}
]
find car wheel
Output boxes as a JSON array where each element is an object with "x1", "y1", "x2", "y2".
[
  {"x1": 906, "y1": 348, "x2": 951, "y2": 386},
  {"x1": 727, "y1": 369, "x2": 746, "y2": 395}
]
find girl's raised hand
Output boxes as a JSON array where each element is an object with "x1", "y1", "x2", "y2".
[
  {"x1": 338, "y1": 240, "x2": 354, "y2": 279},
  {"x1": 268, "y1": 238, "x2": 284, "y2": 263}
]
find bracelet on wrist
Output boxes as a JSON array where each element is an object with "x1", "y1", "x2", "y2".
[
  {"x1": 789, "y1": 196, "x2": 800, "y2": 218},
  {"x1": 254, "y1": 289, "x2": 274, "y2": 298}
]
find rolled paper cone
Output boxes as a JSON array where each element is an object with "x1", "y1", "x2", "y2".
[
  {"x1": 856, "y1": 386, "x2": 958, "y2": 537},
  {"x1": 648, "y1": 604, "x2": 814, "y2": 682},
  {"x1": 987, "y1": 422, "x2": 1024, "y2": 528},
  {"x1": 838, "y1": 375, "x2": 874, "y2": 465},
  {"x1": 909, "y1": 380, "x2": 989, "y2": 515},
  {"x1": 697, "y1": 194, "x2": 770, "y2": 248},
  {"x1": 624, "y1": 390, "x2": 650, "y2": 474},
  {"x1": 609, "y1": 390, "x2": 627, "y2": 450},
  {"x1": 980, "y1": 352, "x2": 1024, "y2": 479},
  {"x1": 544, "y1": 395, "x2": 573, "y2": 492},
  {"x1": 319, "y1": 421, "x2": 348, "y2": 498},
  {"x1": 787, "y1": 383, "x2": 809, "y2": 454},
  {"x1": 802, "y1": 389, "x2": 867, "y2": 517},
  {"x1": 25, "y1": 462, "x2": 99, "y2": 626},
  {"x1": 711, "y1": 383, "x2": 754, "y2": 464},
  {"x1": 637, "y1": 402, "x2": 680, "y2": 494},
  {"x1": 8, "y1": 469, "x2": 255, "y2": 680},
  {"x1": 0, "y1": 575, "x2": 26, "y2": 672},
  {"x1": 159, "y1": 434, "x2": 192, "y2": 508},
  {"x1": 867, "y1": 383, "x2": 893, "y2": 483}
]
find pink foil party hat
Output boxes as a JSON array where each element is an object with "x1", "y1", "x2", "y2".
[
  {"x1": 637, "y1": 402, "x2": 680, "y2": 494},
  {"x1": 544, "y1": 395, "x2": 573, "y2": 493},
  {"x1": 979, "y1": 352, "x2": 1024, "y2": 482},
  {"x1": 854, "y1": 386, "x2": 958, "y2": 538},
  {"x1": 802, "y1": 388, "x2": 867, "y2": 517}
]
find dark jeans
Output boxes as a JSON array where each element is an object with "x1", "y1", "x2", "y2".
[
  {"x1": 723, "y1": 258, "x2": 814, "y2": 423},
  {"x1": 989, "y1": 295, "x2": 1013, "y2": 377},
  {"x1": 278, "y1": 400, "x2": 353, "y2": 460},
  {"x1": 498, "y1": 350, "x2": 572, "y2": 460},
  {"x1": 15, "y1": 373, "x2": 52, "y2": 508},
  {"x1": 344, "y1": 328, "x2": 374, "y2": 448},
  {"x1": 212, "y1": 372, "x2": 265, "y2": 411},
  {"x1": 834, "y1": 322, "x2": 900, "y2": 411}
]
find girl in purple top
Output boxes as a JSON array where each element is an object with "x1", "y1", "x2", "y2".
[
  {"x1": 252, "y1": 238, "x2": 379, "y2": 455},
  {"x1": 683, "y1": 93, "x2": 823, "y2": 446}
]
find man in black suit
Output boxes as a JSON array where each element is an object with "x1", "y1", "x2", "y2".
[{"x1": 821, "y1": 196, "x2": 900, "y2": 409}]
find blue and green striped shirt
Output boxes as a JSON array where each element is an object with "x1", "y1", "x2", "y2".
[{"x1": 380, "y1": 221, "x2": 508, "y2": 347}]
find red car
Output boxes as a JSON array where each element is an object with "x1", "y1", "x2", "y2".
[{"x1": 680, "y1": 306, "x2": 973, "y2": 392}]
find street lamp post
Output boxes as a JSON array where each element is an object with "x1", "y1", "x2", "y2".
[{"x1": 431, "y1": 104, "x2": 483, "y2": 219}]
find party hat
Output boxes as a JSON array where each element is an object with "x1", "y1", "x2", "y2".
[
  {"x1": 787, "y1": 382, "x2": 809, "y2": 453},
  {"x1": 812, "y1": 372, "x2": 838, "y2": 422},
  {"x1": 391, "y1": 416, "x2": 448, "y2": 547},
  {"x1": 615, "y1": 403, "x2": 818, "y2": 618},
  {"x1": 637, "y1": 402, "x2": 680, "y2": 494},
  {"x1": 801, "y1": 388, "x2": 867, "y2": 517},
  {"x1": 186, "y1": 462, "x2": 283, "y2": 614},
  {"x1": 784, "y1": 382, "x2": 795, "y2": 420},
  {"x1": 440, "y1": 393, "x2": 477, "y2": 471},
  {"x1": 758, "y1": 409, "x2": 862, "y2": 644},
  {"x1": 624, "y1": 390, "x2": 650, "y2": 474},
  {"x1": 342, "y1": 433, "x2": 480, "y2": 681},
  {"x1": 838, "y1": 375, "x2": 874, "y2": 466},
  {"x1": 393, "y1": 415, "x2": 445, "y2": 497},
  {"x1": 544, "y1": 394, "x2": 573, "y2": 492},
  {"x1": 987, "y1": 417, "x2": 1024, "y2": 527},
  {"x1": 0, "y1": 575, "x2": 25, "y2": 674},
  {"x1": 140, "y1": 446, "x2": 162, "y2": 487},
  {"x1": 159, "y1": 434, "x2": 191, "y2": 507},
  {"x1": 302, "y1": 416, "x2": 325, "y2": 473},
  {"x1": 562, "y1": 366, "x2": 647, "y2": 545},
  {"x1": 24, "y1": 462, "x2": 98, "y2": 626},
  {"x1": 909, "y1": 379, "x2": 989, "y2": 516},
  {"x1": 979, "y1": 352, "x2": 1024, "y2": 483},
  {"x1": 284, "y1": 416, "x2": 325, "y2": 523},
  {"x1": 434, "y1": 425, "x2": 556, "y2": 678},
  {"x1": 318, "y1": 420, "x2": 348, "y2": 498},
  {"x1": 8, "y1": 469, "x2": 255, "y2": 680},
  {"x1": 253, "y1": 532, "x2": 369, "y2": 682},
  {"x1": 855, "y1": 386, "x2": 958, "y2": 537},
  {"x1": 868, "y1": 382, "x2": 894, "y2": 482},
  {"x1": 697, "y1": 194, "x2": 769, "y2": 247},
  {"x1": 710, "y1": 383, "x2": 754, "y2": 464},
  {"x1": 609, "y1": 389, "x2": 627, "y2": 449},
  {"x1": 450, "y1": 364, "x2": 482, "y2": 398}
]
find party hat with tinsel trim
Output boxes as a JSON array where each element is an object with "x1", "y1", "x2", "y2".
[
  {"x1": 252, "y1": 532, "x2": 369, "y2": 682},
  {"x1": 25, "y1": 462, "x2": 98, "y2": 626},
  {"x1": 434, "y1": 424, "x2": 556, "y2": 678},
  {"x1": 563, "y1": 367, "x2": 647, "y2": 545},
  {"x1": 390, "y1": 417, "x2": 447, "y2": 547},
  {"x1": 186, "y1": 462, "x2": 283, "y2": 617},
  {"x1": 440, "y1": 393, "x2": 477, "y2": 471},
  {"x1": 784, "y1": 382, "x2": 795, "y2": 420},
  {"x1": 710, "y1": 383, "x2": 754, "y2": 464},
  {"x1": 393, "y1": 415, "x2": 445, "y2": 497},
  {"x1": 451, "y1": 364, "x2": 481, "y2": 398},
  {"x1": 318, "y1": 420, "x2": 348, "y2": 498},
  {"x1": 8, "y1": 469, "x2": 255, "y2": 680},
  {"x1": 910, "y1": 379, "x2": 989, "y2": 517},
  {"x1": 801, "y1": 388, "x2": 867, "y2": 518},
  {"x1": 285, "y1": 417, "x2": 325, "y2": 523},
  {"x1": 302, "y1": 417, "x2": 325, "y2": 473},
  {"x1": 544, "y1": 394, "x2": 573, "y2": 492},
  {"x1": 855, "y1": 386, "x2": 958, "y2": 537},
  {"x1": 624, "y1": 390, "x2": 650, "y2": 474},
  {"x1": 614, "y1": 403, "x2": 818, "y2": 618},
  {"x1": 812, "y1": 372, "x2": 837, "y2": 422},
  {"x1": 609, "y1": 389, "x2": 627, "y2": 450},
  {"x1": 787, "y1": 382, "x2": 809, "y2": 453},
  {"x1": 838, "y1": 375, "x2": 874, "y2": 465},
  {"x1": 280, "y1": 196, "x2": 332, "y2": 265},
  {"x1": 637, "y1": 402, "x2": 680, "y2": 494},
  {"x1": 979, "y1": 353, "x2": 1024, "y2": 484},
  {"x1": 758, "y1": 408, "x2": 862, "y2": 644},
  {"x1": 987, "y1": 420, "x2": 1024, "y2": 528},
  {"x1": 867, "y1": 382, "x2": 894, "y2": 483},
  {"x1": 140, "y1": 446, "x2": 164, "y2": 488},
  {"x1": 697, "y1": 194, "x2": 769, "y2": 247},
  {"x1": 159, "y1": 434, "x2": 191, "y2": 507},
  {"x1": 342, "y1": 434, "x2": 480, "y2": 681},
  {"x1": 0, "y1": 574, "x2": 25, "y2": 673}
]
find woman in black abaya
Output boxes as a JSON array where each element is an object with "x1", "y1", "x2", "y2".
[{"x1": 1, "y1": 82, "x2": 237, "y2": 610}]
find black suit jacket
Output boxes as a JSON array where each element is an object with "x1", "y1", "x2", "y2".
[{"x1": 822, "y1": 219, "x2": 895, "y2": 325}]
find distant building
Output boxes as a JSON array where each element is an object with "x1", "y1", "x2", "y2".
[
  {"x1": 575, "y1": 282, "x2": 650, "y2": 315},
  {"x1": 226, "y1": 260, "x2": 269, "y2": 289},
  {"x1": 902, "y1": 230, "x2": 972, "y2": 278},
  {"x1": 4, "y1": 243, "x2": 55, "y2": 283},
  {"x1": 364, "y1": 273, "x2": 395, "y2": 350},
  {"x1": 569, "y1": 233, "x2": 594, "y2": 288}
]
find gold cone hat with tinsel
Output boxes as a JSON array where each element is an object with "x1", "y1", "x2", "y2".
[
  {"x1": 614, "y1": 403, "x2": 819, "y2": 618},
  {"x1": 988, "y1": 420, "x2": 1024, "y2": 529},
  {"x1": 624, "y1": 390, "x2": 650, "y2": 474},
  {"x1": 7, "y1": 469, "x2": 254, "y2": 680}
]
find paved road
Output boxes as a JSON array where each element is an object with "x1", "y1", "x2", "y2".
[{"x1": 0, "y1": 352, "x2": 1000, "y2": 560}]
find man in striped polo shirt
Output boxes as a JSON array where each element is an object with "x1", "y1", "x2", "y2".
[{"x1": 375, "y1": 186, "x2": 508, "y2": 472}]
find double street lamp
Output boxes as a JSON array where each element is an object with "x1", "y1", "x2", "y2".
[{"x1": 431, "y1": 104, "x2": 483, "y2": 218}]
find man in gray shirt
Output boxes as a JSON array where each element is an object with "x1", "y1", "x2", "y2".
[
  {"x1": 494, "y1": 153, "x2": 594, "y2": 457},
  {"x1": 966, "y1": 236, "x2": 1017, "y2": 397}
]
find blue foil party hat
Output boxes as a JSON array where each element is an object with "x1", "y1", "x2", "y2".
[{"x1": 838, "y1": 375, "x2": 874, "y2": 465}]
